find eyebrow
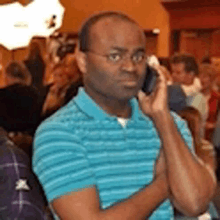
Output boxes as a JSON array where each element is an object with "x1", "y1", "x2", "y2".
[
  {"x1": 110, "y1": 46, "x2": 146, "y2": 53},
  {"x1": 110, "y1": 47, "x2": 127, "y2": 53}
]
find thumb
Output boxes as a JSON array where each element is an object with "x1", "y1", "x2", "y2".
[{"x1": 137, "y1": 90, "x2": 146, "y2": 102}]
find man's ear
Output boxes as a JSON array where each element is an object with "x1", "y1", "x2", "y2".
[{"x1": 75, "y1": 47, "x2": 87, "y2": 74}]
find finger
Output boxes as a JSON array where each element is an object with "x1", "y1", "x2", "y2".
[
  {"x1": 137, "y1": 90, "x2": 152, "y2": 113},
  {"x1": 137, "y1": 90, "x2": 146, "y2": 101},
  {"x1": 137, "y1": 90, "x2": 151, "y2": 102},
  {"x1": 154, "y1": 69, "x2": 168, "y2": 96},
  {"x1": 157, "y1": 66, "x2": 167, "y2": 85},
  {"x1": 151, "y1": 65, "x2": 166, "y2": 83}
]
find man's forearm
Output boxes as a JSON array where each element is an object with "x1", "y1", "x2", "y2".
[
  {"x1": 53, "y1": 174, "x2": 169, "y2": 220},
  {"x1": 152, "y1": 111, "x2": 216, "y2": 216},
  {"x1": 99, "y1": 174, "x2": 168, "y2": 220}
]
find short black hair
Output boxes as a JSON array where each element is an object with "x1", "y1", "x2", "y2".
[
  {"x1": 5, "y1": 61, "x2": 30, "y2": 81},
  {"x1": 78, "y1": 11, "x2": 138, "y2": 52},
  {"x1": 201, "y1": 55, "x2": 212, "y2": 64},
  {"x1": 170, "y1": 53, "x2": 199, "y2": 75}
]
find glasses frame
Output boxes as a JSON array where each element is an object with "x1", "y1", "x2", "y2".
[{"x1": 84, "y1": 49, "x2": 147, "y2": 65}]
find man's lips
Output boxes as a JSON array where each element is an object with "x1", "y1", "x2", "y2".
[
  {"x1": 119, "y1": 78, "x2": 139, "y2": 87},
  {"x1": 119, "y1": 74, "x2": 139, "y2": 82}
]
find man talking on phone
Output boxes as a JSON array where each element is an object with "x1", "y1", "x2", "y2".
[{"x1": 33, "y1": 11, "x2": 216, "y2": 220}]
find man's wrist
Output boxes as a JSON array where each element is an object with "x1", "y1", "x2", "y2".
[
  {"x1": 151, "y1": 109, "x2": 171, "y2": 124},
  {"x1": 153, "y1": 173, "x2": 169, "y2": 198}
]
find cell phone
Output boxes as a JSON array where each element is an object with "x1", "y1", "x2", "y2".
[{"x1": 142, "y1": 65, "x2": 158, "y2": 95}]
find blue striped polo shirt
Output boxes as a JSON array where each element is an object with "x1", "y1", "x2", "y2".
[{"x1": 33, "y1": 87, "x2": 193, "y2": 220}]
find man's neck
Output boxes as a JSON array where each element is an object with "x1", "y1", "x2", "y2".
[{"x1": 84, "y1": 87, "x2": 132, "y2": 118}]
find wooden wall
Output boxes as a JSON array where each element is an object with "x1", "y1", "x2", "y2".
[
  {"x1": 169, "y1": 6, "x2": 220, "y2": 30},
  {"x1": 59, "y1": 0, "x2": 170, "y2": 57},
  {"x1": 162, "y1": 0, "x2": 220, "y2": 59},
  {"x1": 179, "y1": 30, "x2": 220, "y2": 62},
  {"x1": 0, "y1": 0, "x2": 170, "y2": 67}
]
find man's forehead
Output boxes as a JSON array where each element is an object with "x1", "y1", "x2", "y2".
[
  {"x1": 89, "y1": 17, "x2": 145, "y2": 48},
  {"x1": 93, "y1": 16, "x2": 135, "y2": 28}
]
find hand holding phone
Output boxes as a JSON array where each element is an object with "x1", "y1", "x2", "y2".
[
  {"x1": 139, "y1": 64, "x2": 169, "y2": 117},
  {"x1": 142, "y1": 65, "x2": 158, "y2": 95}
]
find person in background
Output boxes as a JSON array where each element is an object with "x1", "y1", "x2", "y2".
[
  {"x1": 200, "y1": 56, "x2": 220, "y2": 93},
  {"x1": 198, "y1": 64, "x2": 220, "y2": 142},
  {"x1": 24, "y1": 39, "x2": 46, "y2": 93},
  {"x1": 0, "y1": 61, "x2": 42, "y2": 156},
  {"x1": 178, "y1": 106, "x2": 216, "y2": 171},
  {"x1": 42, "y1": 63, "x2": 73, "y2": 117},
  {"x1": 33, "y1": 11, "x2": 216, "y2": 220},
  {"x1": 199, "y1": 64, "x2": 220, "y2": 182},
  {"x1": 61, "y1": 54, "x2": 83, "y2": 103},
  {"x1": 170, "y1": 53, "x2": 202, "y2": 98},
  {"x1": 170, "y1": 53, "x2": 208, "y2": 136},
  {"x1": 3, "y1": 60, "x2": 32, "y2": 86},
  {"x1": 42, "y1": 55, "x2": 82, "y2": 118},
  {"x1": 148, "y1": 56, "x2": 186, "y2": 113},
  {"x1": 177, "y1": 106, "x2": 218, "y2": 220},
  {"x1": 0, "y1": 127, "x2": 52, "y2": 219}
]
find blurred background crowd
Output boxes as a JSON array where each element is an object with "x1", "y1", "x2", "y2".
[
  {"x1": 0, "y1": 0, "x2": 220, "y2": 219},
  {"x1": 0, "y1": 31, "x2": 219, "y2": 220}
]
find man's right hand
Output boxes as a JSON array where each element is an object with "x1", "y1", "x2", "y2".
[{"x1": 138, "y1": 65, "x2": 170, "y2": 120}]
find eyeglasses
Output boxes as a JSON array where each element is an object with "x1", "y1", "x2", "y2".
[{"x1": 84, "y1": 49, "x2": 147, "y2": 65}]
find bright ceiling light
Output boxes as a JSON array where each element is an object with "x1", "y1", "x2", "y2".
[{"x1": 0, "y1": 0, "x2": 65, "y2": 50}]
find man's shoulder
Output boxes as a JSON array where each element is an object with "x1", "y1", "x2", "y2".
[
  {"x1": 34, "y1": 98, "x2": 91, "y2": 147},
  {"x1": 41, "y1": 98, "x2": 88, "y2": 126}
]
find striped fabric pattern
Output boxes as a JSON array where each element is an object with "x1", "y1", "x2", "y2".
[{"x1": 33, "y1": 88, "x2": 193, "y2": 220}]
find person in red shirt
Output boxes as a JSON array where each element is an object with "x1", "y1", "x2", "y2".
[{"x1": 199, "y1": 64, "x2": 220, "y2": 141}]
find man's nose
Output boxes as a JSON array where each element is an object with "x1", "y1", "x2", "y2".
[{"x1": 120, "y1": 57, "x2": 136, "y2": 72}]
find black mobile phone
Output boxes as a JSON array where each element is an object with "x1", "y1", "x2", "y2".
[{"x1": 142, "y1": 65, "x2": 158, "y2": 95}]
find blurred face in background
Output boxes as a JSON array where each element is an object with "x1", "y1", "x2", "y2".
[
  {"x1": 48, "y1": 55, "x2": 82, "y2": 89},
  {"x1": 199, "y1": 65, "x2": 217, "y2": 92},
  {"x1": 47, "y1": 65, "x2": 71, "y2": 90},
  {"x1": 53, "y1": 67, "x2": 70, "y2": 88},
  {"x1": 199, "y1": 73, "x2": 212, "y2": 91},
  {"x1": 171, "y1": 62, "x2": 195, "y2": 85}
]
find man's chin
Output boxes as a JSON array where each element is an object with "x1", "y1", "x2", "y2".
[{"x1": 117, "y1": 88, "x2": 140, "y2": 101}]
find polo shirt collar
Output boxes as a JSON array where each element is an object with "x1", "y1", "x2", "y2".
[{"x1": 74, "y1": 87, "x2": 142, "y2": 120}]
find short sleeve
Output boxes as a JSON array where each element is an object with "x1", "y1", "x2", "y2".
[{"x1": 33, "y1": 121, "x2": 96, "y2": 203}]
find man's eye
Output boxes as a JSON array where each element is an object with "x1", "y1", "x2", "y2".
[
  {"x1": 108, "y1": 53, "x2": 122, "y2": 62},
  {"x1": 133, "y1": 53, "x2": 146, "y2": 63}
]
